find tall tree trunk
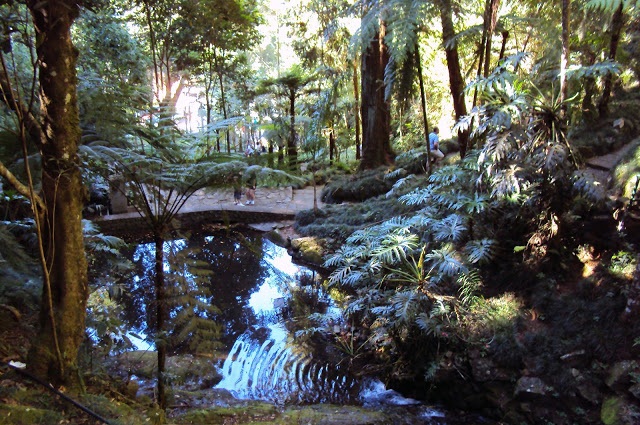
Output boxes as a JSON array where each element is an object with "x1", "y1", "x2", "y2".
[
  {"x1": 416, "y1": 44, "x2": 432, "y2": 175},
  {"x1": 25, "y1": 0, "x2": 88, "y2": 390},
  {"x1": 287, "y1": 90, "x2": 298, "y2": 168},
  {"x1": 329, "y1": 128, "x2": 336, "y2": 165},
  {"x1": 214, "y1": 49, "x2": 231, "y2": 153},
  {"x1": 359, "y1": 23, "x2": 394, "y2": 171},
  {"x1": 440, "y1": 0, "x2": 471, "y2": 157},
  {"x1": 499, "y1": 30, "x2": 509, "y2": 61},
  {"x1": 483, "y1": 0, "x2": 501, "y2": 78},
  {"x1": 560, "y1": 0, "x2": 570, "y2": 112},
  {"x1": 352, "y1": 59, "x2": 361, "y2": 160},
  {"x1": 155, "y1": 234, "x2": 167, "y2": 410},
  {"x1": 143, "y1": 0, "x2": 161, "y2": 105},
  {"x1": 598, "y1": 3, "x2": 625, "y2": 117}
]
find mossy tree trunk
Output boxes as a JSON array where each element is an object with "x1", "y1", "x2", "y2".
[
  {"x1": 359, "y1": 23, "x2": 394, "y2": 171},
  {"x1": 25, "y1": 0, "x2": 88, "y2": 390}
]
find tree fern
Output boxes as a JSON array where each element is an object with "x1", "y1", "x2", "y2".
[{"x1": 586, "y1": 0, "x2": 639, "y2": 12}]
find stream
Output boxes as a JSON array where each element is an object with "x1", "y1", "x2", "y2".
[{"x1": 110, "y1": 228, "x2": 487, "y2": 424}]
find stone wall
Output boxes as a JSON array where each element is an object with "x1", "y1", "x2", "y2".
[{"x1": 95, "y1": 208, "x2": 295, "y2": 238}]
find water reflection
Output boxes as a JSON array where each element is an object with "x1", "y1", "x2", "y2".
[{"x1": 118, "y1": 229, "x2": 310, "y2": 353}]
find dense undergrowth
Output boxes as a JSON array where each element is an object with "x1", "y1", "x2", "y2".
[{"x1": 291, "y1": 88, "x2": 640, "y2": 424}]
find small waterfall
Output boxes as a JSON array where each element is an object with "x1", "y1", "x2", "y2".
[{"x1": 216, "y1": 323, "x2": 361, "y2": 404}]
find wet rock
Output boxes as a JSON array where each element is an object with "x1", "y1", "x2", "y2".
[
  {"x1": 469, "y1": 353, "x2": 513, "y2": 382},
  {"x1": 605, "y1": 360, "x2": 639, "y2": 390},
  {"x1": 570, "y1": 368, "x2": 602, "y2": 405},
  {"x1": 513, "y1": 376, "x2": 549, "y2": 399},
  {"x1": 290, "y1": 236, "x2": 325, "y2": 265},
  {"x1": 629, "y1": 383, "x2": 640, "y2": 400}
]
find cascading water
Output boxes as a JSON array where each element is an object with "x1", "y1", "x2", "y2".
[{"x1": 216, "y1": 322, "x2": 361, "y2": 405}]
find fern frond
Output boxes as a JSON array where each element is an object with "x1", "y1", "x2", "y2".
[
  {"x1": 586, "y1": 0, "x2": 638, "y2": 12},
  {"x1": 457, "y1": 270, "x2": 483, "y2": 306}
]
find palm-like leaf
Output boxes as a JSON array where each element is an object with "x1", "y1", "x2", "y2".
[
  {"x1": 425, "y1": 244, "x2": 467, "y2": 277},
  {"x1": 432, "y1": 214, "x2": 467, "y2": 242},
  {"x1": 464, "y1": 239, "x2": 496, "y2": 264},
  {"x1": 390, "y1": 290, "x2": 423, "y2": 324}
]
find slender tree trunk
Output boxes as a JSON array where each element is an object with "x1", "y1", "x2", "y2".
[
  {"x1": 440, "y1": 0, "x2": 470, "y2": 157},
  {"x1": 598, "y1": 3, "x2": 625, "y2": 117},
  {"x1": 359, "y1": 22, "x2": 394, "y2": 171},
  {"x1": 416, "y1": 44, "x2": 432, "y2": 175},
  {"x1": 143, "y1": 0, "x2": 161, "y2": 105},
  {"x1": 352, "y1": 60, "x2": 361, "y2": 160},
  {"x1": 155, "y1": 234, "x2": 167, "y2": 410},
  {"x1": 329, "y1": 128, "x2": 336, "y2": 165},
  {"x1": 499, "y1": 30, "x2": 509, "y2": 61},
  {"x1": 560, "y1": 0, "x2": 570, "y2": 112},
  {"x1": 25, "y1": 0, "x2": 88, "y2": 390},
  {"x1": 214, "y1": 49, "x2": 231, "y2": 152},
  {"x1": 287, "y1": 90, "x2": 298, "y2": 168},
  {"x1": 483, "y1": 0, "x2": 501, "y2": 78}
]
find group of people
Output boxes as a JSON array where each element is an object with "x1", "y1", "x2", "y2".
[{"x1": 233, "y1": 175, "x2": 256, "y2": 206}]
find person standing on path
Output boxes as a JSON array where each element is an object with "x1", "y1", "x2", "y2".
[
  {"x1": 245, "y1": 173, "x2": 256, "y2": 205},
  {"x1": 428, "y1": 127, "x2": 444, "y2": 163},
  {"x1": 233, "y1": 176, "x2": 244, "y2": 206}
]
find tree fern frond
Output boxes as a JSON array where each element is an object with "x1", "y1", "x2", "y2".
[{"x1": 586, "y1": 0, "x2": 638, "y2": 12}]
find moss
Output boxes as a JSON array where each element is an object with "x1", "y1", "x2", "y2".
[
  {"x1": 290, "y1": 236, "x2": 325, "y2": 264},
  {"x1": 0, "y1": 405, "x2": 62, "y2": 425},
  {"x1": 175, "y1": 402, "x2": 279, "y2": 424},
  {"x1": 611, "y1": 140, "x2": 640, "y2": 200},
  {"x1": 321, "y1": 167, "x2": 397, "y2": 203},
  {"x1": 79, "y1": 394, "x2": 148, "y2": 425},
  {"x1": 601, "y1": 397, "x2": 623, "y2": 425},
  {"x1": 174, "y1": 403, "x2": 392, "y2": 425}
]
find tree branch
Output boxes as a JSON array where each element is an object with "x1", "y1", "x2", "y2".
[{"x1": 0, "y1": 159, "x2": 45, "y2": 212}]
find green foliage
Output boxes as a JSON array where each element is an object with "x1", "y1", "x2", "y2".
[
  {"x1": 608, "y1": 250, "x2": 637, "y2": 279},
  {"x1": 586, "y1": 0, "x2": 639, "y2": 12},
  {"x1": 84, "y1": 220, "x2": 135, "y2": 354},
  {"x1": 0, "y1": 221, "x2": 34, "y2": 275}
]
